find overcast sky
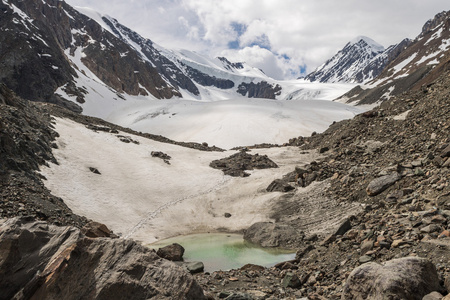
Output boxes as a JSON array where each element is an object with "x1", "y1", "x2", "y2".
[{"x1": 64, "y1": 0, "x2": 449, "y2": 80}]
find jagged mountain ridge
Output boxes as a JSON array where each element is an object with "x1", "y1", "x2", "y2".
[
  {"x1": 305, "y1": 36, "x2": 411, "y2": 83},
  {"x1": 0, "y1": 0, "x2": 286, "y2": 112},
  {"x1": 338, "y1": 10, "x2": 450, "y2": 105}
]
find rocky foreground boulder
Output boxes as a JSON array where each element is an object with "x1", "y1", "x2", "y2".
[
  {"x1": 342, "y1": 257, "x2": 443, "y2": 300},
  {"x1": 0, "y1": 217, "x2": 205, "y2": 300}
]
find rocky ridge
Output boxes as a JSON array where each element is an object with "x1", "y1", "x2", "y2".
[{"x1": 339, "y1": 10, "x2": 450, "y2": 105}]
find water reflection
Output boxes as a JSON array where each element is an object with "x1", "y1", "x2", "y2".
[{"x1": 148, "y1": 233, "x2": 295, "y2": 272}]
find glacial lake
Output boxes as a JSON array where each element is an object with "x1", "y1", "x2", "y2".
[{"x1": 148, "y1": 233, "x2": 296, "y2": 272}]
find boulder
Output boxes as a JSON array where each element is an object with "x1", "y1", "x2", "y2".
[
  {"x1": 184, "y1": 261, "x2": 204, "y2": 274},
  {"x1": 366, "y1": 173, "x2": 401, "y2": 196},
  {"x1": 243, "y1": 222, "x2": 304, "y2": 248},
  {"x1": 335, "y1": 218, "x2": 352, "y2": 236},
  {"x1": 0, "y1": 218, "x2": 205, "y2": 300},
  {"x1": 81, "y1": 221, "x2": 113, "y2": 238},
  {"x1": 342, "y1": 257, "x2": 442, "y2": 300},
  {"x1": 266, "y1": 179, "x2": 295, "y2": 192},
  {"x1": 282, "y1": 272, "x2": 301, "y2": 288},
  {"x1": 156, "y1": 243, "x2": 185, "y2": 261}
]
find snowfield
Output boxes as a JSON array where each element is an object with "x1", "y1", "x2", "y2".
[
  {"x1": 107, "y1": 98, "x2": 363, "y2": 149},
  {"x1": 41, "y1": 117, "x2": 325, "y2": 244}
]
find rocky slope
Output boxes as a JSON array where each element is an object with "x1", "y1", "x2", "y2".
[
  {"x1": 0, "y1": 84, "x2": 87, "y2": 227},
  {"x1": 221, "y1": 65, "x2": 449, "y2": 299}
]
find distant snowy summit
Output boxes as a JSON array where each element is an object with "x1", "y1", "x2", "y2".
[{"x1": 305, "y1": 36, "x2": 410, "y2": 83}]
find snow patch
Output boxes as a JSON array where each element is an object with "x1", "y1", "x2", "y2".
[
  {"x1": 390, "y1": 53, "x2": 417, "y2": 76},
  {"x1": 392, "y1": 110, "x2": 411, "y2": 121}
]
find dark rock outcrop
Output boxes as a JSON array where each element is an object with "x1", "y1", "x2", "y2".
[
  {"x1": 217, "y1": 57, "x2": 244, "y2": 71},
  {"x1": 0, "y1": 217, "x2": 205, "y2": 300},
  {"x1": 342, "y1": 257, "x2": 443, "y2": 300},
  {"x1": 157, "y1": 243, "x2": 185, "y2": 261},
  {"x1": 151, "y1": 151, "x2": 172, "y2": 164},
  {"x1": 184, "y1": 64, "x2": 234, "y2": 89},
  {"x1": 237, "y1": 81, "x2": 282, "y2": 99},
  {"x1": 81, "y1": 221, "x2": 113, "y2": 238},
  {"x1": 210, "y1": 151, "x2": 278, "y2": 177}
]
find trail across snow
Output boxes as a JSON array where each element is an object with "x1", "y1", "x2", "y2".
[{"x1": 40, "y1": 117, "x2": 325, "y2": 244}]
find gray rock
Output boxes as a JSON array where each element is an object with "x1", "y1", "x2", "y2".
[
  {"x1": 422, "y1": 291, "x2": 444, "y2": 300},
  {"x1": 360, "y1": 240, "x2": 374, "y2": 255},
  {"x1": 0, "y1": 217, "x2": 205, "y2": 300},
  {"x1": 224, "y1": 293, "x2": 254, "y2": 300},
  {"x1": 282, "y1": 272, "x2": 301, "y2": 288},
  {"x1": 342, "y1": 257, "x2": 442, "y2": 300},
  {"x1": 157, "y1": 243, "x2": 185, "y2": 261},
  {"x1": 210, "y1": 152, "x2": 278, "y2": 177},
  {"x1": 184, "y1": 261, "x2": 205, "y2": 274},
  {"x1": 420, "y1": 224, "x2": 441, "y2": 234},
  {"x1": 266, "y1": 179, "x2": 295, "y2": 192},
  {"x1": 359, "y1": 255, "x2": 372, "y2": 264},
  {"x1": 335, "y1": 218, "x2": 352, "y2": 236},
  {"x1": 243, "y1": 222, "x2": 304, "y2": 248},
  {"x1": 366, "y1": 173, "x2": 401, "y2": 196}
]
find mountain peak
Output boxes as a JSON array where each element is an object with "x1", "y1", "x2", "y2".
[
  {"x1": 305, "y1": 36, "x2": 389, "y2": 83},
  {"x1": 350, "y1": 36, "x2": 385, "y2": 53}
]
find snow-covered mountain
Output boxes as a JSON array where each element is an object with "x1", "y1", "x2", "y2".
[
  {"x1": 0, "y1": 0, "x2": 356, "y2": 114},
  {"x1": 0, "y1": 0, "x2": 363, "y2": 148},
  {"x1": 305, "y1": 36, "x2": 411, "y2": 83},
  {"x1": 338, "y1": 10, "x2": 450, "y2": 105}
]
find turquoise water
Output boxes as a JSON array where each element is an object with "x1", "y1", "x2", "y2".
[{"x1": 148, "y1": 233, "x2": 295, "y2": 272}]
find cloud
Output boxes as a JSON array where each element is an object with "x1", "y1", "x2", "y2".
[
  {"x1": 65, "y1": 0, "x2": 450, "y2": 79},
  {"x1": 221, "y1": 46, "x2": 305, "y2": 80}
]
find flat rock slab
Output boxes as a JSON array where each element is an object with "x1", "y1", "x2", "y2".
[{"x1": 366, "y1": 173, "x2": 401, "y2": 196}]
